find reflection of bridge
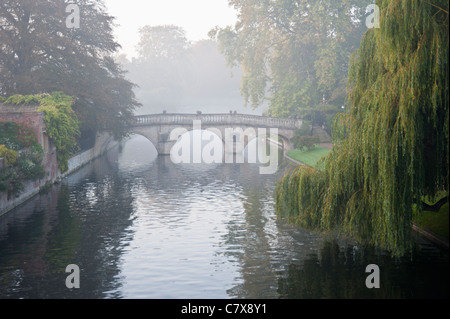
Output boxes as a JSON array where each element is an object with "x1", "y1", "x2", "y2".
[{"x1": 130, "y1": 113, "x2": 302, "y2": 155}]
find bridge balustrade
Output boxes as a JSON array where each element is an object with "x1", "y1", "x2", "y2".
[{"x1": 133, "y1": 113, "x2": 300, "y2": 130}]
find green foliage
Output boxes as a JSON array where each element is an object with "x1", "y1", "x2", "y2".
[
  {"x1": 0, "y1": 148, "x2": 45, "y2": 198},
  {"x1": 298, "y1": 104, "x2": 343, "y2": 133},
  {"x1": 0, "y1": 166, "x2": 23, "y2": 196},
  {"x1": 2, "y1": 92, "x2": 80, "y2": 172},
  {"x1": 293, "y1": 136, "x2": 320, "y2": 152},
  {"x1": 4, "y1": 94, "x2": 42, "y2": 105},
  {"x1": 38, "y1": 92, "x2": 80, "y2": 172},
  {"x1": 292, "y1": 125, "x2": 321, "y2": 151},
  {"x1": 276, "y1": 0, "x2": 449, "y2": 257},
  {"x1": 0, "y1": 121, "x2": 41, "y2": 150},
  {"x1": 294, "y1": 126, "x2": 311, "y2": 138},
  {"x1": 17, "y1": 145, "x2": 45, "y2": 179},
  {"x1": 0, "y1": 123, "x2": 45, "y2": 198},
  {"x1": 212, "y1": 0, "x2": 371, "y2": 118},
  {"x1": 0, "y1": 145, "x2": 18, "y2": 166},
  {"x1": 0, "y1": 0, "x2": 140, "y2": 137}
]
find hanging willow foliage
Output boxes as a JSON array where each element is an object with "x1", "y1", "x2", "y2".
[{"x1": 276, "y1": 0, "x2": 449, "y2": 256}]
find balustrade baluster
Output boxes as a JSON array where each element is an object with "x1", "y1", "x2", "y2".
[{"x1": 131, "y1": 113, "x2": 300, "y2": 131}]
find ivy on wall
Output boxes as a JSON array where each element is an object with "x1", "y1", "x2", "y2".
[
  {"x1": 38, "y1": 93, "x2": 80, "y2": 172},
  {"x1": 1, "y1": 92, "x2": 80, "y2": 172}
]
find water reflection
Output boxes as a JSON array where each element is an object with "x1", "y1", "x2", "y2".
[
  {"x1": 278, "y1": 240, "x2": 449, "y2": 299},
  {"x1": 0, "y1": 135, "x2": 448, "y2": 299},
  {"x1": 0, "y1": 148, "x2": 135, "y2": 299}
]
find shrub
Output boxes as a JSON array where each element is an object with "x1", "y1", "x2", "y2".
[
  {"x1": 0, "y1": 122, "x2": 45, "y2": 199},
  {"x1": 0, "y1": 122, "x2": 40, "y2": 151},
  {"x1": 16, "y1": 145, "x2": 45, "y2": 180},
  {"x1": 0, "y1": 145, "x2": 18, "y2": 166},
  {"x1": 294, "y1": 136, "x2": 320, "y2": 151}
]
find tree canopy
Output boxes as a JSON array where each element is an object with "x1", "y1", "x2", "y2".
[
  {"x1": 210, "y1": 0, "x2": 372, "y2": 118},
  {"x1": 0, "y1": 0, "x2": 140, "y2": 137},
  {"x1": 121, "y1": 26, "x2": 243, "y2": 113},
  {"x1": 137, "y1": 25, "x2": 189, "y2": 62},
  {"x1": 276, "y1": 0, "x2": 449, "y2": 256}
]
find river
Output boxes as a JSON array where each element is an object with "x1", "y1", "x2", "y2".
[{"x1": 0, "y1": 135, "x2": 448, "y2": 299}]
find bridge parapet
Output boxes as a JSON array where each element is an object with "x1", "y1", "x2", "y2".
[{"x1": 133, "y1": 113, "x2": 302, "y2": 130}]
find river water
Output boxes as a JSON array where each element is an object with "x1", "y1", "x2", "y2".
[{"x1": 0, "y1": 135, "x2": 448, "y2": 299}]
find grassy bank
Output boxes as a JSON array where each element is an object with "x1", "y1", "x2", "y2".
[
  {"x1": 286, "y1": 146, "x2": 331, "y2": 167},
  {"x1": 414, "y1": 203, "x2": 449, "y2": 239},
  {"x1": 286, "y1": 146, "x2": 448, "y2": 240}
]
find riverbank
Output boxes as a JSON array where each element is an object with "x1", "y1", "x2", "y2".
[
  {"x1": 413, "y1": 222, "x2": 449, "y2": 250},
  {"x1": 0, "y1": 132, "x2": 118, "y2": 217},
  {"x1": 283, "y1": 143, "x2": 449, "y2": 252},
  {"x1": 286, "y1": 146, "x2": 331, "y2": 167},
  {"x1": 1, "y1": 135, "x2": 447, "y2": 299},
  {"x1": 284, "y1": 142, "x2": 332, "y2": 167}
]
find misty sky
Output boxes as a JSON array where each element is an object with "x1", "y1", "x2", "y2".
[{"x1": 105, "y1": 0, "x2": 238, "y2": 58}]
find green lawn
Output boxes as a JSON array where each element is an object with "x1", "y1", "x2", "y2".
[
  {"x1": 287, "y1": 146, "x2": 331, "y2": 168},
  {"x1": 414, "y1": 203, "x2": 449, "y2": 239}
]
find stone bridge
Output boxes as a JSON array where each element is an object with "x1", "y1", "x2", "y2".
[{"x1": 129, "y1": 113, "x2": 302, "y2": 155}]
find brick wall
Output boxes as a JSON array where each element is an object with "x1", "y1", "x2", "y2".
[
  {"x1": 0, "y1": 104, "x2": 46, "y2": 145},
  {"x1": 1, "y1": 104, "x2": 59, "y2": 215}
]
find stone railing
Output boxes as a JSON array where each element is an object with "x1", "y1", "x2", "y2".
[{"x1": 133, "y1": 113, "x2": 301, "y2": 130}]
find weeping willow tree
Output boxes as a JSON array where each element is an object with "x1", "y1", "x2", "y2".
[{"x1": 276, "y1": 0, "x2": 449, "y2": 256}]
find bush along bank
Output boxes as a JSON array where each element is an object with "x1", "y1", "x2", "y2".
[
  {"x1": 0, "y1": 92, "x2": 80, "y2": 200},
  {"x1": 0, "y1": 122, "x2": 45, "y2": 199}
]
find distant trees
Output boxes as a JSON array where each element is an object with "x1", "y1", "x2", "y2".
[
  {"x1": 292, "y1": 127, "x2": 320, "y2": 152},
  {"x1": 0, "y1": 0, "x2": 140, "y2": 138},
  {"x1": 120, "y1": 25, "x2": 243, "y2": 113},
  {"x1": 137, "y1": 25, "x2": 189, "y2": 62},
  {"x1": 210, "y1": 0, "x2": 371, "y2": 130},
  {"x1": 129, "y1": 25, "x2": 191, "y2": 108}
]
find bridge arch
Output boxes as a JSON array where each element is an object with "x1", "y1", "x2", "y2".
[
  {"x1": 129, "y1": 113, "x2": 302, "y2": 156},
  {"x1": 127, "y1": 127, "x2": 162, "y2": 154}
]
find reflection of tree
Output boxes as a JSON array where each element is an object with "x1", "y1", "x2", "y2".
[
  {"x1": 44, "y1": 184, "x2": 81, "y2": 272},
  {"x1": 234, "y1": 187, "x2": 274, "y2": 298},
  {"x1": 2, "y1": 139, "x2": 447, "y2": 299},
  {"x1": 0, "y1": 151, "x2": 136, "y2": 298},
  {"x1": 277, "y1": 241, "x2": 449, "y2": 299},
  {"x1": 0, "y1": 184, "x2": 62, "y2": 298},
  {"x1": 221, "y1": 165, "x2": 282, "y2": 298},
  {"x1": 64, "y1": 158, "x2": 136, "y2": 298},
  {"x1": 277, "y1": 241, "x2": 368, "y2": 299}
]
